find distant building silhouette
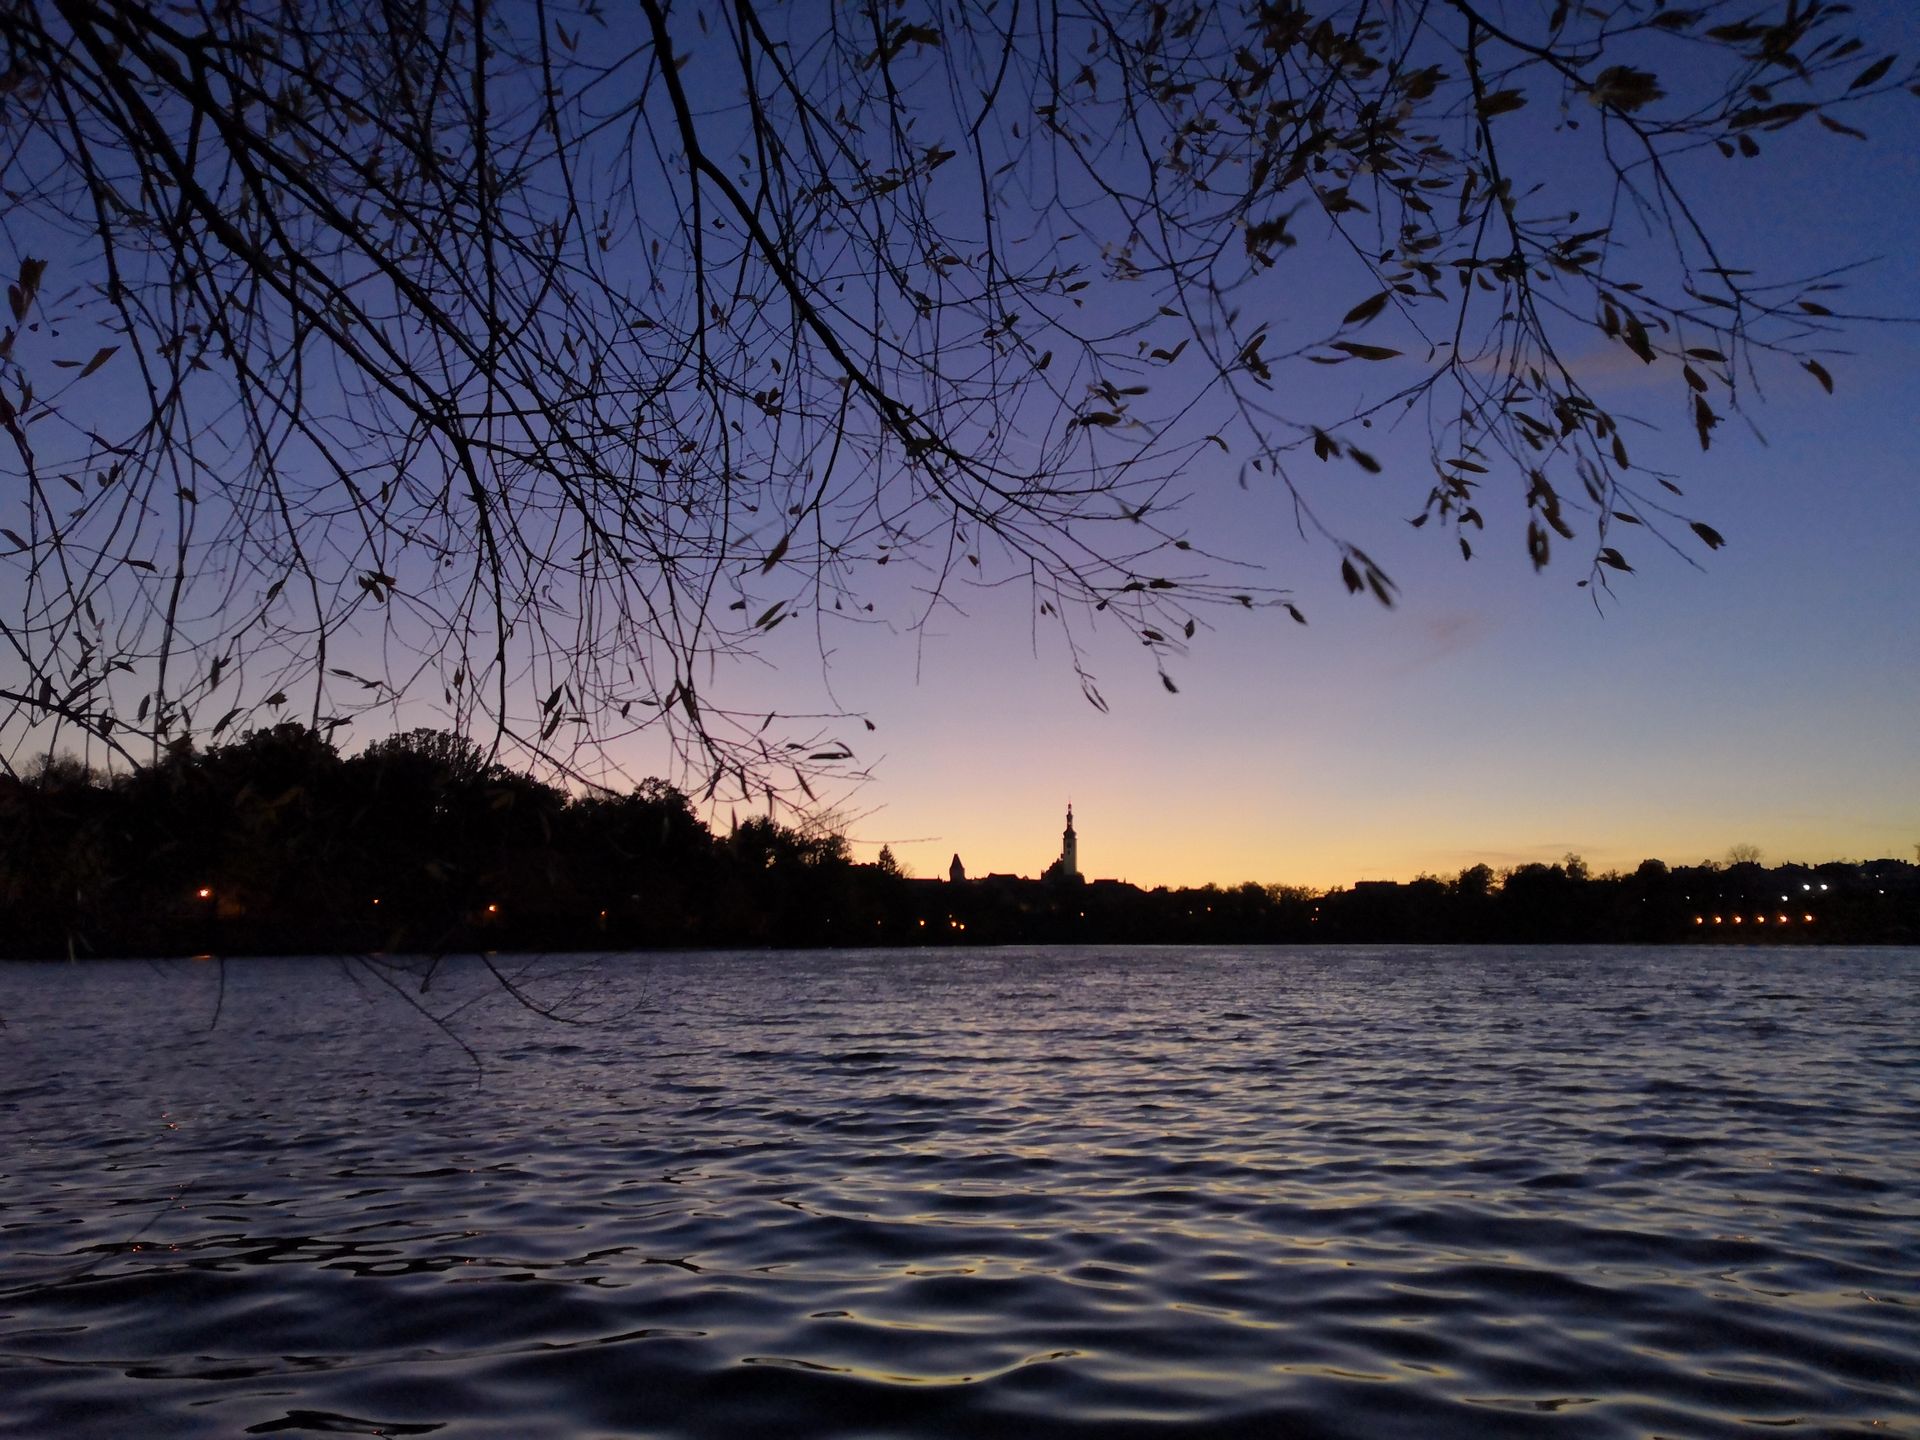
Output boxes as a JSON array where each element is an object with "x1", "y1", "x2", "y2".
[
  {"x1": 950, "y1": 853, "x2": 966, "y2": 883},
  {"x1": 1059, "y1": 804, "x2": 1079, "y2": 880}
]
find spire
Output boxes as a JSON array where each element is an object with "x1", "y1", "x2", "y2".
[{"x1": 1059, "y1": 801, "x2": 1079, "y2": 879}]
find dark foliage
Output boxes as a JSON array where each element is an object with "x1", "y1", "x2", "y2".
[{"x1": 2, "y1": 730, "x2": 1913, "y2": 956}]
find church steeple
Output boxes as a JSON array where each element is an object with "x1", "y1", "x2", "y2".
[{"x1": 1060, "y1": 803, "x2": 1079, "y2": 879}]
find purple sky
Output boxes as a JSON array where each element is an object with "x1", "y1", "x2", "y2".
[
  {"x1": 6, "y1": 4, "x2": 1913, "y2": 890},
  {"x1": 737, "y1": 42, "x2": 1920, "y2": 889}
]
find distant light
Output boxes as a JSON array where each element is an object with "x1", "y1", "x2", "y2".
[
  {"x1": 1733, "y1": 915, "x2": 1743, "y2": 924},
  {"x1": 1755, "y1": 915, "x2": 1766, "y2": 924},
  {"x1": 1803, "y1": 884, "x2": 1812, "y2": 891},
  {"x1": 1780, "y1": 895, "x2": 1789, "y2": 902},
  {"x1": 1713, "y1": 915, "x2": 1723, "y2": 924},
  {"x1": 486, "y1": 903, "x2": 498, "y2": 914},
  {"x1": 196, "y1": 887, "x2": 212, "y2": 900},
  {"x1": 1778, "y1": 915, "x2": 1789, "y2": 924},
  {"x1": 1694, "y1": 916, "x2": 1704, "y2": 925},
  {"x1": 1804, "y1": 914, "x2": 1814, "y2": 923},
  {"x1": 372, "y1": 898, "x2": 380, "y2": 906},
  {"x1": 1820, "y1": 884, "x2": 1829, "y2": 891}
]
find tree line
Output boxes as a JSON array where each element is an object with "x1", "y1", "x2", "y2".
[
  {"x1": 0, "y1": 725, "x2": 860, "y2": 956},
  {"x1": 2, "y1": 726, "x2": 1913, "y2": 957}
]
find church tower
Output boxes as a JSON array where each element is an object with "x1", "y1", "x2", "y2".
[{"x1": 1060, "y1": 804, "x2": 1079, "y2": 879}]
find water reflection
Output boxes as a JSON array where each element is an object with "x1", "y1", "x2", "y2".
[{"x1": 1, "y1": 947, "x2": 1916, "y2": 1437}]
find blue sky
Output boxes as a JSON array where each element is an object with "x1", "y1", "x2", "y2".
[
  {"x1": 756, "y1": 32, "x2": 1920, "y2": 888},
  {"x1": 6, "y1": 3, "x2": 1913, "y2": 889}
]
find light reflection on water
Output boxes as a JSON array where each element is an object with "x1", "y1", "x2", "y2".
[{"x1": 1, "y1": 946, "x2": 1916, "y2": 1438}]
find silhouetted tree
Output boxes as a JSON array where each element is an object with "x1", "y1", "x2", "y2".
[{"x1": 1, "y1": 1, "x2": 1909, "y2": 797}]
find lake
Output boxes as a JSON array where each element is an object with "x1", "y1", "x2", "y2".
[{"x1": 1, "y1": 946, "x2": 1915, "y2": 1437}]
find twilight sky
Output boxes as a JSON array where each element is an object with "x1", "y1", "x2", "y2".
[
  {"x1": 743, "y1": 53, "x2": 1920, "y2": 890},
  {"x1": 7, "y1": 4, "x2": 1914, "y2": 892}
]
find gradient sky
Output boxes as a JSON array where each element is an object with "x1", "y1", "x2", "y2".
[
  {"x1": 729, "y1": 50, "x2": 1920, "y2": 891},
  {"x1": 10, "y1": 5, "x2": 1914, "y2": 893}
]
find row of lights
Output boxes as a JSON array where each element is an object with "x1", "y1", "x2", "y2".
[
  {"x1": 201, "y1": 888, "x2": 509, "y2": 914},
  {"x1": 1695, "y1": 913, "x2": 1815, "y2": 926}
]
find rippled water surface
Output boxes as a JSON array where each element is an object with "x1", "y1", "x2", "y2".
[{"x1": 2, "y1": 946, "x2": 1916, "y2": 1438}]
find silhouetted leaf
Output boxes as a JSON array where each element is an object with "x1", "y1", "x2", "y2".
[
  {"x1": 1803, "y1": 358, "x2": 1834, "y2": 392},
  {"x1": 1849, "y1": 55, "x2": 1895, "y2": 90},
  {"x1": 1342, "y1": 291, "x2": 1391, "y2": 326},
  {"x1": 10, "y1": 257, "x2": 44, "y2": 321},
  {"x1": 1331, "y1": 341, "x2": 1402, "y2": 361},
  {"x1": 1587, "y1": 66, "x2": 1664, "y2": 112},
  {"x1": 1690, "y1": 521, "x2": 1726, "y2": 549}
]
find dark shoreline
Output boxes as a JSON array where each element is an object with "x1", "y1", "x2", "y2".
[
  {"x1": 8, "y1": 726, "x2": 1916, "y2": 960},
  {"x1": 8, "y1": 929, "x2": 1918, "y2": 965}
]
